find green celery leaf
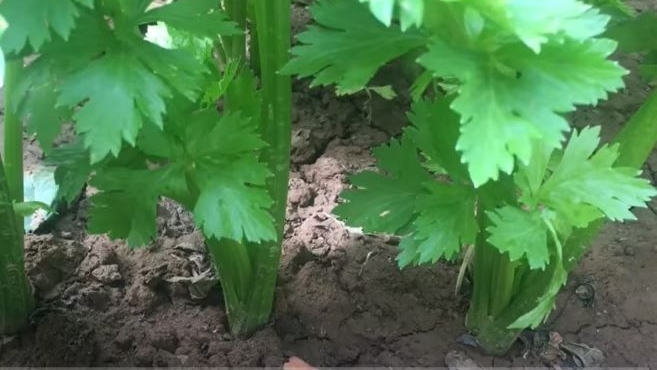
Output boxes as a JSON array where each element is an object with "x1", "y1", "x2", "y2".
[
  {"x1": 368, "y1": 85, "x2": 397, "y2": 100},
  {"x1": 37, "y1": 9, "x2": 113, "y2": 64},
  {"x1": 537, "y1": 126, "x2": 657, "y2": 226},
  {"x1": 129, "y1": 38, "x2": 207, "y2": 101},
  {"x1": 639, "y1": 63, "x2": 657, "y2": 84},
  {"x1": 281, "y1": 0, "x2": 427, "y2": 94},
  {"x1": 398, "y1": 182, "x2": 477, "y2": 267},
  {"x1": 487, "y1": 206, "x2": 549, "y2": 270},
  {"x1": 405, "y1": 97, "x2": 469, "y2": 181},
  {"x1": 469, "y1": 0, "x2": 610, "y2": 52},
  {"x1": 0, "y1": 0, "x2": 93, "y2": 54},
  {"x1": 224, "y1": 68, "x2": 262, "y2": 125},
  {"x1": 583, "y1": 0, "x2": 634, "y2": 24},
  {"x1": 515, "y1": 141, "x2": 552, "y2": 203},
  {"x1": 333, "y1": 135, "x2": 433, "y2": 234},
  {"x1": 136, "y1": 0, "x2": 241, "y2": 38},
  {"x1": 88, "y1": 167, "x2": 173, "y2": 247},
  {"x1": 15, "y1": 201, "x2": 54, "y2": 218},
  {"x1": 56, "y1": 50, "x2": 171, "y2": 163},
  {"x1": 45, "y1": 140, "x2": 92, "y2": 204},
  {"x1": 135, "y1": 120, "x2": 178, "y2": 159},
  {"x1": 193, "y1": 158, "x2": 275, "y2": 243},
  {"x1": 118, "y1": 0, "x2": 152, "y2": 16},
  {"x1": 419, "y1": 37, "x2": 625, "y2": 186},
  {"x1": 509, "y1": 261, "x2": 567, "y2": 328},
  {"x1": 605, "y1": 11, "x2": 657, "y2": 53},
  {"x1": 168, "y1": 24, "x2": 215, "y2": 63},
  {"x1": 509, "y1": 216, "x2": 568, "y2": 329},
  {"x1": 182, "y1": 109, "x2": 275, "y2": 243},
  {"x1": 359, "y1": 0, "x2": 424, "y2": 31},
  {"x1": 13, "y1": 59, "x2": 71, "y2": 153},
  {"x1": 185, "y1": 111, "x2": 266, "y2": 158}
]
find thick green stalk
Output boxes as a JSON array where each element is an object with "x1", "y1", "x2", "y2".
[
  {"x1": 208, "y1": 0, "x2": 291, "y2": 337},
  {"x1": 467, "y1": 239, "x2": 522, "y2": 355},
  {"x1": 235, "y1": 0, "x2": 292, "y2": 335},
  {"x1": 613, "y1": 88, "x2": 657, "y2": 168},
  {"x1": 488, "y1": 250, "x2": 515, "y2": 317},
  {"x1": 0, "y1": 61, "x2": 34, "y2": 334},
  {"x1": 206, "y1": 237, "x2": 253, "y2": 332}
]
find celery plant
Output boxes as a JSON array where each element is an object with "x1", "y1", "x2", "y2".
[
  {"x1": 0, "y1": 0, "x2": 291, "y2": 337},
  {"x1": 284, "y1": 0, "x2": 657, "y2": 354}
]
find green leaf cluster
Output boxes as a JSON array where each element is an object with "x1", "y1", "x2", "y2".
[
  {"x1": 3, "y1": 0, "x2": 276, "y2": 248},
  {"x1": 335, "y1": 98, "x2": 656, "y2": 275},
  {"x1": 284, "y1": 0, "x2": 627, "y2": 187},
  {"x1": 4, "y1": 0, "x2": 239, "y2": 161}
]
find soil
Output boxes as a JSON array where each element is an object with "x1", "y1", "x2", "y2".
[{"x1": 1, "y1": 3, "x2": 657, "y2": 368}]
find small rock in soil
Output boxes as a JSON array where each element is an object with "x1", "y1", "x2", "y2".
[
  {"x1": 295, "y1": 215, "x2": 349, "y2": 257},
  {"x1": 445, "y1": 350, "x2": 481, "y2": 369},
  {"x1": 288, "y1": 177, "x2": 314, "y2": 208},
  {"x1": 91, "y1": 264, "x2": 123, "y2": 284}
]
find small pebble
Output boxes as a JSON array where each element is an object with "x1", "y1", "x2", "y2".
[{"x1": 91, "y1": 264, "x2": 123, "y2": 284}]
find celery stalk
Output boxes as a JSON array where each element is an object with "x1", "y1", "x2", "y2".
[
  {"x1": 208, "y1": 0, "x2": 291, "y2": 337},
  {"x1": 0, "y1": 60, "x2": 34, "y2": 334}
]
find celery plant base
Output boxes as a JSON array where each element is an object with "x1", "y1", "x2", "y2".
[
  {"x1": 465, "y1": 313, "x2": 522, "y2": 356},
  {"x1": 0, "y1": 268, "x2": 34, "y2": 334}
]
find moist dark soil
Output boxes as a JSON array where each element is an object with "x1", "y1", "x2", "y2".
[{"x1": 1, "y1": 3, "x2": 657, "y2": 368}]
